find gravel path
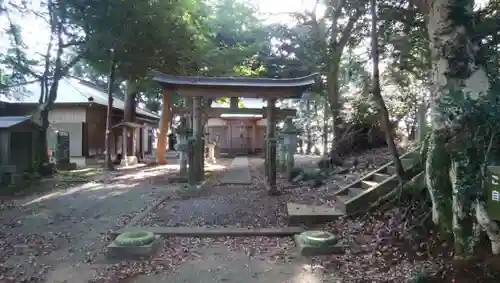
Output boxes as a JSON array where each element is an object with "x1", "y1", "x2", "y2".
[
  {"x1": 141, "y1": 158, "x2": 288, "y2": 228},
  {"x1": 0, "y1": 165, "x2": 183, "y2": 282}
]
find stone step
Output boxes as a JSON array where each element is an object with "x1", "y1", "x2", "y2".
[
  {"x1": 112, "y1": 226, "x2": 303, "y2": 238},
  {"x1": 287, "y1": 202, "x2": 344, "y2": 225}
]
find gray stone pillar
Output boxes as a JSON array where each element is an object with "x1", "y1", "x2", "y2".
[{"x1": 266, "y1": 98, "x2": 278, "y2": 195}]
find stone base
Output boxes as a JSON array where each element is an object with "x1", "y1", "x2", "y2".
[
  {"x1": 165, "y1": 151, "x2": 180, "y2": 158},
  {"x1": 207, "y1": 157, "x2": 216, "y2": 164},
  {"x1": 294, "y1": 235, "x2": 344, "y2": 256},
  {"x1": 168, "y1": 175, "x2": 188, "y2": 183},
  {"x1": 287, "y1": 203, "x2": 343, "y2": 225},
  {"x1": 120, "y1": 156, "x2": 139, "y2": 166},
  {"x1": 106, "y1": 235, "x2": 162, "y2": 260}
]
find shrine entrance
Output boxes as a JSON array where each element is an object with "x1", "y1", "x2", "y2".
[{"x1": 152, "y1": 71, "x2": 317, "y2": 195}]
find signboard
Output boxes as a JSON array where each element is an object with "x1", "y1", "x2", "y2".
[
  {"x1": 487, "y1": 167, "x2": 500, "y2": 220},
  {"x1": 56, "y1": 131, "x2": 70, "y2": 164}
]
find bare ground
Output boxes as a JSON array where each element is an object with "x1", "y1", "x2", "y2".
[{"x1": 0, "y1": 164, "x2": 189, "y2": 282}]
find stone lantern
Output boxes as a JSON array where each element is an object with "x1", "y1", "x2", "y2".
[
  {"x1": 277, "y1": 133, "x2": 286, "y2": 171},
  {"x1": 174, "y1": 116, "x2": 192, "y2": 176},
  {"x1": 206, "y1": 141, "x2": 217, "y2": 164},
  {"x1": 282, "y1": 117, "x2": 299, "y2": 180}
]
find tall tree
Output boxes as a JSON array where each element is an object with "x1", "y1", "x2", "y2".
[
  {"x1": 411, "y1": 0, "x2": 500, "y2": 258},
  {"x1": 369, "y1": 0, "x2": 405, "y2": 184},
  {"x1": 2, "y1": 0, "x2": 87, "y2": 167}
]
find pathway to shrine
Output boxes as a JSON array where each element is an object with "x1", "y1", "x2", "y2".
[{"x1": 220, "y1": 156, "x2": 252, "y2": 184}]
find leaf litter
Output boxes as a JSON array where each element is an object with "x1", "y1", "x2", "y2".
[{"x1": 1, "y1": 149, "x2": 494, "y2": 282}]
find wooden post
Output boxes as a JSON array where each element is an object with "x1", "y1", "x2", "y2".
[
  {"x1": 156, "y1": 89, "x2": 171, "y2": 164},
  {"x1": 266, "y1": 98, "x2": 278, "y2": 195},
  {"x1": 230, "y1": 97, "x2": 238, "y2": 109},
  {"x1": 192, "y1": 96, "x2": 203, "y2": 182}
]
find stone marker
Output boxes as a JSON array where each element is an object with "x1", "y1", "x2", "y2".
[
  {"x1": 107, "y1": 231, "x2": 162, "y2": 260},
  {"x1": 294, "y1": 230, "x2": 344, "y2": 256}
]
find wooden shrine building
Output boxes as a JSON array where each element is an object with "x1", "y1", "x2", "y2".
[{"x1": 152, "y1": 71, "x2": 317, "y2": 194}]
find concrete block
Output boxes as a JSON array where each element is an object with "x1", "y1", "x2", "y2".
[{"x1": 106, "y1": 235, "x2": 162, "y2": 260}]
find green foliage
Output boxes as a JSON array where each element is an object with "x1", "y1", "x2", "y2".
[
  {"x1": 76, "y1": 0, "x2": 203, "y2": 80},
  {"x1": 437, "y1": 88, "x2": 500, "y2": 149}
]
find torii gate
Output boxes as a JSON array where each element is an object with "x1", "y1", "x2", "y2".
[{"x1": 152, "y1": 71, "x2": 317, "y2": 194}]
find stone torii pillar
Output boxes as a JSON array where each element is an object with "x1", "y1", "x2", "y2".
[
  {"x1": 266, "y1": 98, "x2": 279, "y2": 195},
  {"x1": 192, "y1": 96, "x2": 204, "y2": 182}
]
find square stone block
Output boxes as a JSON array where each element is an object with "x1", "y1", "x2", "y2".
[
  {"x1": 294, "y1": 235, "x2": 344, "y2": 256},
  {"x1": 106, "y1": 235, "x2": 162, "y2": 260},
  {"x1": 169, "y1": 175, "x2": 188, "y2": 183},
  {"x1": 120, "y1": 156, "x2": 139, "y2": 166}
]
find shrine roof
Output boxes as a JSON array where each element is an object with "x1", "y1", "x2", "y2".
[
  {"x1": 151, "y1": 71, "x2": 318, "y2": 88},
  {"x1": 0, "y1": 116, "x2": 37, "y2": 129}
]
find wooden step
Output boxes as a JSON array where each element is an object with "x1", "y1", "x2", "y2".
[
  {"x1": 386, "y1": 158, "x2": 416, "y2": 174},
  {"x1": 373, "y1": 173, "x2": 391, "y2": 182},
  {"x1": 336, "y1": 194, "x2": 351, "y2": 203},
  {"x1": 386, "y1": 166, "x2": 396, "y2": 174},
  {"x1": 361, "y1": 180, "x2": 379, "y2": 189},
  {"x1": 348, "y1": 187, "x2": 364, "y2": 196}
]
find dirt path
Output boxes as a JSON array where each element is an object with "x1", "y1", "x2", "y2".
[
  {"x1": 126, "y1": 239, "x2": 336, "y2": 283},
  {"x1": 0, "y1": 165, "x2": 182, "y2": 283}
]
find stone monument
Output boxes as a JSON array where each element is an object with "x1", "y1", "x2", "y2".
[{"x1": 55, "y1": 131, "x2": 76, "y2": 170}]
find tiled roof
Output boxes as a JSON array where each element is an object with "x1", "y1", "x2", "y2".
[
  {"x1": 151, "y1": 71, "x2": 318, "y2": 88},
  {"x1": 0, "y1": 77, "x2": 160, "y2": 120},
  {"x1": 0, "y1": 116, "x2": 34, "y2": 129}
]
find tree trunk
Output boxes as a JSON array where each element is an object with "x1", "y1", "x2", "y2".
[
  {"x1": 123, "y1": 81, "x2": 137, "y2": 157},
  {"x1": 369, "y1": 0, "x2": 405, "y2": 184},
  {"x1": 104, "y1": 56, "x2": 116, "y2": 170},
  {"x1": 327, "y1": 57, "x2": 341, "y2": 144},
  {"x1": 37, "y1": 108, "x2": 50, "y2": 165},
  {"x1": 322, "y1": 100, "x2": 328, "y2": 154},
  {"x1": 307, "y1": 101, "x2": 316, "y2": 154},
  {"x1": 35, "y1": 78, "x2": 61, "y2": 171},
  {"x1": 422, "y1": 0, "x2": 500, "y2": 258}
]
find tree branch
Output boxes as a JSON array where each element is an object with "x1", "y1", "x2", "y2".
[
  {"x1": 337, "y1": 7, "x2": 365, "y2": 50},
  {"x1": 60, "y1": 40, "x2": 86, "y2": 48}
]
